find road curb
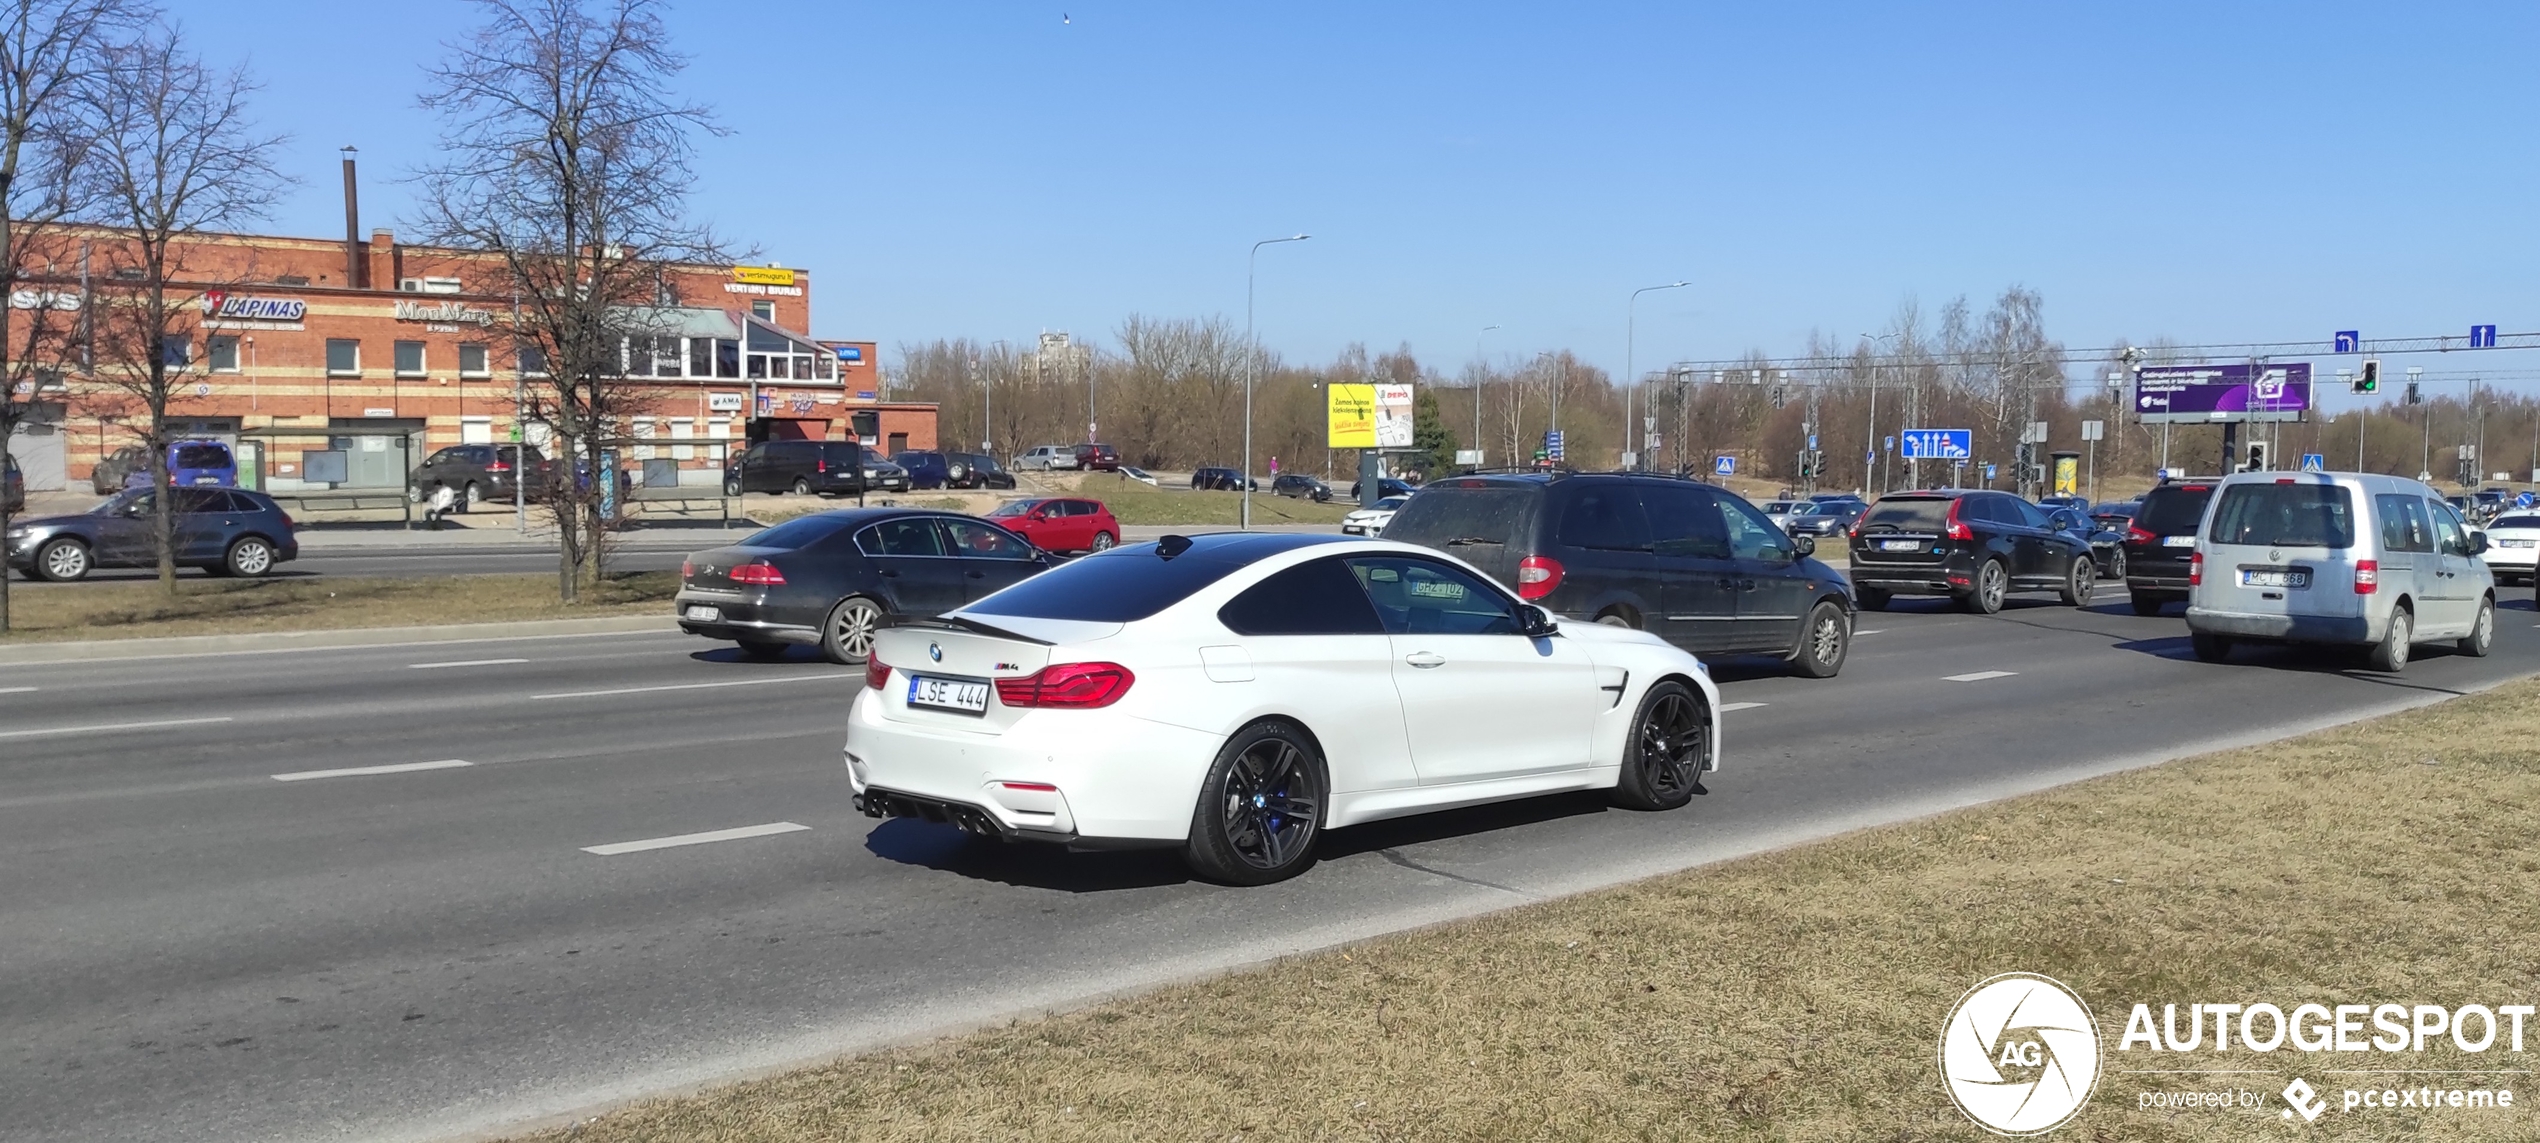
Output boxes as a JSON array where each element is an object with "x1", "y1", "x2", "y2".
[{"x1": 0, "y1": 615, "x2": 679, "y2": 665}]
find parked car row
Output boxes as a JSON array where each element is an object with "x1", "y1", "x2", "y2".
[{"x1": 1013, "y1": 443, "x2": 1120, "y2": 472}]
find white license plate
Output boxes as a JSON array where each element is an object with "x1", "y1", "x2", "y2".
[
  {"x1": 907, "y1": 674, "x2": 990, "y2": 715},
  {"x1": 683, "y1": 605, "x2": 720, "y2": 621},
  {"x1": 2163, "y1": 535, "x2": 2197, "y2": 547},
  {"x1": 1877, "y1": 539, "x2": 1919, "y2": 551},
  {"x1": 2240, "y1": 569, "x2": 2309, "y2": 589},
  {"x1": 2501, "y1": 539, "x2": 2536, "y2": 549}
]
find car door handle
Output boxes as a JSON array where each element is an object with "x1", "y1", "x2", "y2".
[{"x1": 1405, "y1": 651, "x2": 1446, "y2": 669}]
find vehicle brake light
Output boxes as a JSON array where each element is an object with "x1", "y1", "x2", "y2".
[
  {"x1": 728, "y1": 561, "x2": 786, "y2": 586},
  {"x1": 1516, "y1": 554, "x2": 1565, "y2": 600},
  {"x1": 487, "y1": 460, "x2": 511, "y2": 473},
  {"x1": 279, "y1": 512, "x2": 295, "y2": 530},
  {"x1": 867, "y1": 654, "x2": 891, "y2": 691},
  {"x1": 2181, "y1": 484, "x2": 2210, "y2": 493},
  {"x1": 995, "y1": 662, "x2": 1135, "y2": 709},
  {"x1": 681, "y1": 559, "x2": 694, "y2": 579},
  {"x1": 2189, "y1": 550, "x2": 2203, "y2": 586},
  {"x1": 2126, "y1": 525, "x2": 2157, "y2": 545},
  {"x1": 2354, "y1": 559, "x2": 2378, "y2": 594},
  {"x1": 1944, "y1": 499, "x2": 1974, "y2": 542},
  {"x1": 996, "y1": 780, "x2": 1059, "y2": 792}
]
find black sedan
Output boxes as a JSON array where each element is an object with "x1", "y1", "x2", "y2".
[
  {"x1": 6, "y1": 486, "x2": 297, "y2": 581},
  {"x1": 1350, "y1": 476, "x2": 1414, "y2": 499},
  {"x1": 1192, "y1": 467, "x2": 1254, "y2": 491},
  {"x1": 674, "y1": 508, "x2": 1051, "y2": 664},
  {"x1": 1271, "y1": 473, "x2": 1332, "y2": 501}
]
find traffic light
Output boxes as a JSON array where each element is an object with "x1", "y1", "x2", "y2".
[
  {"x1": 2355, "y1": 359, "x2": 2379, "y2": 394},
  {"x1": 2406, "y1": 378, "x2": 2422, "y2": 406},
  {"x1": 1796, "y1": 450, "x2": 1813, "y2": 478},
  {"x1": 1770, "y1": 384, "x2": 1786, "y2": 409},
  {"x1": 2246, "y1": 442, "x2": 2268, "y2": 472}
]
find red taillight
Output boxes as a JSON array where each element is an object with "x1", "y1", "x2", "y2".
[
  {"x1": 2354, "y1": 559, "x2": 2378, "y2": 594},
  {"x1": 279, "y1": 513, "x2": 295, "y2": 530},
  {"x1": 995, "y1": 662, "x2": 1135, "y2": 709},
  {"x1": 2180, "y1": 484, "x2": 2210, "y2": 493},
  {"x1": 1944, "y1": 499, "x2": 1974, "y2": 542},
  {"x1": 487, "y1": 460, "x2": 511, "y2": 473},
  {"x1": 996, "y1": 780, "x2": 1058, "y2": 792},
  {"x1": 817, "y1": 457, "x2": 828, "y2": 473},
  {"x1": 1516, "y1": 554, "x2": 1565, "y2": 600},
  {"x1": 2189, "y1": 550, "x2": 2203, "y2": 586},
  {"x1": 867, "y1": 655, "x2": 891, "y2": 691},
  {"x1": 681, "y1": 559, "x2": 694, "y2": 579},
  {"x1": 2126, "y1": 525, "x2": 2157, "y2": 546},
  {"x1": 728, "y1": 561, "x2": 786, "y2": 586}
]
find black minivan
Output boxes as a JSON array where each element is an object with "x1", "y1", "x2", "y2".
[
  {"x1": 1381, "y1": 472, "x2": 1854, "y2": 676},
  {"x1": 724, "y1": 440, "x2": 867, "y2": 497}
]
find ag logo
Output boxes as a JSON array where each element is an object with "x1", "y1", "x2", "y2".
[{"x1": 1939, "y1": 972, "x2": 2102, "y2": 1135}]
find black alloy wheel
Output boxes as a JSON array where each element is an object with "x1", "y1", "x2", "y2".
[
  {"x1": 1962, "y1": 559, "x2": 2008, "y2": 615},
  {"x1": 1184, "y1": 720, "x2": 1327, "y2": 885},
  {"x1": 1612, "y1": 680, "x2": 1707, "y2": 811},
  {"x1": 2058, "y1": 556, "x2": 2094, "y2": 608},
  {"x1": 2107, "y1": 549, "x2": 2128, "y2": 581}
]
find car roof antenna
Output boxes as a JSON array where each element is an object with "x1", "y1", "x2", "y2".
[{"x1": 1157, "y1": 534, "x2": 1193, "y2": 560}]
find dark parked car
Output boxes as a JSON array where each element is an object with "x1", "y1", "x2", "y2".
[
  {"x1": 673, "y1": 508, "x2": 1050, "y2": 663},
  {"x1": 1272, "y1": 473, "x2": 1332, "y2": 502},
  {"x1": 1192, "y1": 466, "x2": 1253, "y2": 491},
  {"x1": 1784, "y1": 499, "x2": 1864, "y2": 537},
  {"x1": 92, "y1": 444, "x2": 147, "y2": 493},
  {"x1": 410, "y1": 443, "x2": 549, "y2": 508},
  {"x1": 2036, "y1": 494, "x2": 2091, "y2": 516},
  {"x1": 2, "y1": 454, "x2": 21, "y2": 515},
  {"x1": 6, "y1": 486, "x2": 297, "y2": 581},
  {"x1": 1350, "y1": 476, "x2": 1414, "y2": 500},
  {"x1": 891, "y1": 449, "x2": 952, "y2": 490},
  {"x1": 945, "y1": 451, "x2": 1015, "y2": 490},
  {"x1": 858, "y1": 445, "x2": 911, "y2": 492},
  {"x1": 725, "y1": 440, "x2": 867, "y2": 497},
  {"x1": 1072, "y1": 443, "x2": 1121, "y2": 472},
  {"x1": 2041, "y1": 505, "x2": 2126, "y2": 579},
  {"x1": 1847, "y1": 489, "x2": 2096, "y2": 613},
  {"x1": 2121, "y1": 478, "x2": 2220, "y2": 616},
  {"x1": 1381, "y1": 472, "x2": 1855, "y2": 677}
]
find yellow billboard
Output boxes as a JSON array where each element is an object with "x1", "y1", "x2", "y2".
[
  {"x1": 1327, "y1": 383, "x2": 1377, "y2": 448},
  {"x1": 731, "y1": 265, "x2": 797, "y2": 287},
  {"x1": 2054, "y1": 455, "x2": 2079, "y2": 496}
]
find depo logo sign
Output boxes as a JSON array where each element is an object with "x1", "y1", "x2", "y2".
[{"x1": 1939, "y1": 973, "x2": 2102, "y2": 1136}]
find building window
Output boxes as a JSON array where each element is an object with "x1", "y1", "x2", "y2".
[
  {"x1": 394, "y1": 340, "x2": 426, "y2": 378},
  {"x1": 749, "y1": 299, "x2": 774, "y2": 321},
  {"x1": 518, "y1": 344, "x2": 548, "y2": 377},
  {"x1": 326, "y1": 339, "x2": 360, "y2": 377},
  {"x1": 715, "y1": 338, "x2": 739, "y2": 378},
  {"x1": 621, "y1": 335, "x2": 651, "y2": 377},
  {"x1": 458, "y1": 343, "x2": 489, "y2": 378},
  {"x1": 688, "y1": 337, "x2": 713, "y2": 377},
  {"x1": 161, "y1": 338, "x2": 192, "y2": 367},
  {"x1": 746, "y1": 353, "x2": 767, "y2": 380},
  {"x1": 653, "y1": 335, "x2": 683, "y2": 378},
  {"x1": 207, "y1": 335, "x2": 240, "y2": 373}
]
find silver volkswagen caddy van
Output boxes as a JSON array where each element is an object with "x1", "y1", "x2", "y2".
[{"x1": 2185, "y1": 470, "x2": 2495, "y2": 672}]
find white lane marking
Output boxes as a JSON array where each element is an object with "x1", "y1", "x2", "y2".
[
  {"x1": 408, "y1": 658, "x2": 529, "y2": 670},
  {"x1": 1718, "y1": 701, "x2": 1769, "y2": 713},
  {"x1": 582, "y1": 821, "x2": 811, "y2": 856},
  {"x1": 0, "y1": 686, "x2": 37, "y2": 694},
  {"x1": 272, "y1": 759, "x2": 474, "y2": 782},
  {"x1": 0, "y1": 715, "x2": 233, "y2": 740},
  {"x1": 533, "y1": 673, "x2": 853, "y2": 700},
  {"x1": 1943, "y1": 670, "x2": 2018, "y2": 683}
]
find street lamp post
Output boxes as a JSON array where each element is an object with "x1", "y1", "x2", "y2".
[
  {"x1": 1475, "y1": 324, "x2": 1498, "y2": 466},
  {"x1": 2410, "y1": 367, "x2": 2429, "y2": 480},
  {"x1": 1627, "y1": 283, "x2": 1688, "y2": 471},
  {"x1": 1243, "y1": 234, "x2": 1309, "y2": 530},
  {"x1": 1863, "y1": 331, "x2": 1898, "y2": 492}
]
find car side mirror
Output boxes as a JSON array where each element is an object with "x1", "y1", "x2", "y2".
[
  {"x1": 1517, "y1": 604, "x2": 1558, "y2": 638},
  {"x1": 1790, "y1": 534, "x2": 1816, "y2": 558},
  {"x1": 2468, "y1": 532, "x2": 2489, "y2": 555}
]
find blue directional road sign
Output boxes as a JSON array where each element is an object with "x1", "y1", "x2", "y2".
[
  {"x1": 1714, "y1": 455, "x2": 1736, "y2": 476},
  {"x1": 2335, "y1": 330, "x2": 2361, "y2": 353},
  {"x1": 2472, "y1": 324, "x2": 2498, "y2": 349},
  {"x1": 2301, "y1": 452, "x2": 2325, "y2": 473},
  {"x1": 1898, "y1": 428, "x2": 1972, "y2": 460},
  {"x1": 1982, "y1": 463, "x2": 1997, "y2": 481},
  {"x1": 1807, "y1": 434, "x2": 1818, "y2": 450},
  {"x1": 2520, "y1": 491, "x2": 2535, "y2": 509},
  {"x1": 1884, "y1": 435, "x2": 1896, "y2": 452},
  {"x1": 1545, "y1": 430, "x2": 1565, "y2": 461}
]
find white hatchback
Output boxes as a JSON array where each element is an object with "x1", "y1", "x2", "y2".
[
  {"x1": 2478, "y1": 511, "x2": 2540, "y2": 584},
  {"x1": 846, "y1": 533, "x2": 1723, "y2": 884}
]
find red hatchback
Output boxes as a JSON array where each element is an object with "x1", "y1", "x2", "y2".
[{"x1": 987, "y1": 497, "x2": 1121, "y2": 554}]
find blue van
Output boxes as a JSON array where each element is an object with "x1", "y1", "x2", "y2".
[{"x1": 167, "y1": 439, "x2": 237, "y2": 487}]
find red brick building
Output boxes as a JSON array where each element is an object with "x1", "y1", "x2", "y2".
[{"x1": 3, "y1": 223, "x2": 935, "y2": 492}]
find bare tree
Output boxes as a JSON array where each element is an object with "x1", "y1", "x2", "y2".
[
  {"x1": 412, "y1": 0, "x2": 727, "y2": 602},
  {"x1": 73, "y1": 20, "x2": 287, "y2": 593},
  {"x1": 0, "y1": 0, "x2": 135, "y2": 629}
]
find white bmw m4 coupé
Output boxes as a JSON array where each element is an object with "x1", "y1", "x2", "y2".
[{"x1": 846, "y1": 532, "x2": 1721, "y2": 884}]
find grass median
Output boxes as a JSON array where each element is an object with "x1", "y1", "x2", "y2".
[
  {"x1": 0, "y1": 571, "x2": 677, "y2": 642},
  {"x1": 514, "y1": 675, "x2": 2540, "y2": 1143}
]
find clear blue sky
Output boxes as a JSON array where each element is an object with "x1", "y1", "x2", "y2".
[{"x1": 184, "y1": 1, "x2": 2538, "y2": 404}]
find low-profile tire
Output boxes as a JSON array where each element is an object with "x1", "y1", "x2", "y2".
[
  {"x1": 223, "y1": 536, "x2": 276, "y2": 578},
  {"x1": 2369, "y1": 606, "x2": 2413, "y2": 673},
  {"x1": 1960, "y1": 559, "x2": 2008, "y2": 614},
  {"x1": 1612, "y1": 680, "x2": 1708, "y2": 811},
  {"x1": 1090, "y1": 531, "x2": 1116, "y2": 551},
  {"x1": 735, "y1": 639, "x2": 789, "y2": 661},
  {"x1": 2190, "y1": 632, "x2": 2232, "y2": 663},
  {"x1": 2457, "y1": 595, "x2": 2494, "y2": 658},
  {"x1": 1789, "y1": 600, "x2": 1849, "y2": 678},
  {"x1": 819, "y1": 595, "x2": 886, "y2": 665},
  {"x1": 34, "y1": 537, "x2": 90, "y2": 582},
  {"x1": 1182, "y1": 719, "x2": 1327, "y2": 886},
  {"x1": 1855, "y1": 585, "x2": 1890, "y2": 611},
  {"x1": 791, "y1": 476, "x2": 812, "y2": 496},
  {"x1": 2130, "y1": 591, "x2": 2164, "y2": 617},
  {"x1": 2057, "y1": 556, "x2": 2094, "y2": 607}
]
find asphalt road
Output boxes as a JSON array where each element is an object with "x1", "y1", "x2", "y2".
[{"x1": 5, "y1": 587, "x2": 2535, "y2": 1143}]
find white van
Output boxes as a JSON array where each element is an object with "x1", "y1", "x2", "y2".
[{"x1": 2185, "y1": 471, "x2": 2495, "y2": 672}]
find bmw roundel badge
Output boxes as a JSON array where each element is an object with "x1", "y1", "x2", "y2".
[{"x1": 928, "y1": 642, "x2": 943, "y2": 662}]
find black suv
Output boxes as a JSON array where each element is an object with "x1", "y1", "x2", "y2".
[
  {"x1": 1192, "y1": 467, "x2": 1252, "y2": 491},
  {"x1": 1381, "y1": 472, "x2": 1855, "y2": 677},
  {"x1": 725, "y1": 440, "x2": 867, "y2": 497},
  {"x1": 1847, "y1": 489, "x2": 2097, "y2": 613},
  {"x1": 410, "y1": 444, "x2": 549, "y2": 507},
  {"x1": 1272, "y1": 473, "x2": 1332, "y2": 501},
  {"x1": 891, "y1": 449, "x2": 953, "y2": 490},
  {"x1": 2120, "y1": 478, "x2": 2220, "y2": 616},
  {"x1": 946, "y1": 451, "x2": 1015, "y2": 490}
]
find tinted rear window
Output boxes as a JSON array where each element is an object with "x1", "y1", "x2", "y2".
[
  {"x1": 2135, "y1": 486, "x2": 2214, "y2": 534},
  {"x1": 741, "y1": 515, "x2": 850, "y2": 549},
  {"x1": 1217, "y1": 556, "x2": 1383, "y2": 635},
  {"x1": 174, "y1": 443, "x2": 231, "y2": 468},
  {"x1": 966, "y1": 546, "x2": 1252, "y2": 622},
  {"x1": 1380, "y1": 484, "x2": 1539, "y2": 549},
  {"x1": 2208, "y1": 483, "x2": 2355, "y2": 549},
  {"x1": 1859, "y1": 497, "x2": 1950, "y2": 531}
]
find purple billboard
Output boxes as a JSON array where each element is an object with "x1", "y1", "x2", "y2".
[{"x1": 2133, "y1": 362, "x2": 2312, "y2": 423}]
